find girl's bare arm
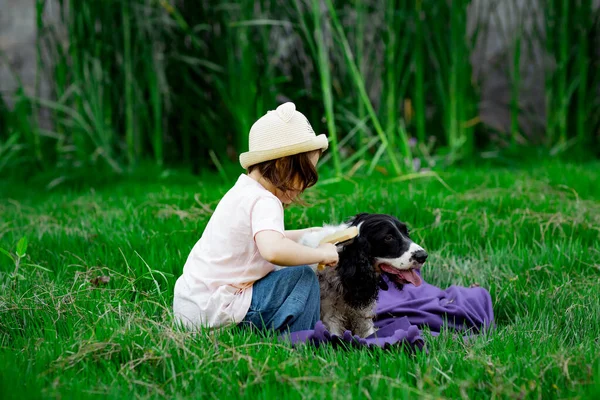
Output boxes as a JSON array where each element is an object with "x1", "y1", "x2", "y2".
[{"x1": 255, "y1": 230, "x2": 337, "y2": 266}]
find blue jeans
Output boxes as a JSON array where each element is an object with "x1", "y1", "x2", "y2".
[{"x1": 241, "y1": 266, "x2": 320, "y2": 333}]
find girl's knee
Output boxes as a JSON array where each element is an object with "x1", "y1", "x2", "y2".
[{"x1": 297, "y1": 265, "x2": 318, "y2": 285}]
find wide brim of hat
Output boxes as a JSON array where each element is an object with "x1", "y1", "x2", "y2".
[{"x1": 240, "y1": 134, "x2": 329, "y2": 169}]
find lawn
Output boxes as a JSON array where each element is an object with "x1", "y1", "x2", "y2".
[{"x1": 1, "y1": 160, "x2": 599, "y2": 399}]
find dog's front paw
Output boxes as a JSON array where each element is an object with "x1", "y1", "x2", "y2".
[{"x1": 364, "y1": 325, "x2": 378, "y2": 337}]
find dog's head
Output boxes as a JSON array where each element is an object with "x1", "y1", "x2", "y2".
[{"x1": 337, "y1": 213, "x2": 427, "y2": 302}]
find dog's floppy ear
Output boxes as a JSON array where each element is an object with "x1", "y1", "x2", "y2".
[
  {"x1": 347, "y1": 213, "x2": 369, "y2": 227},
  {"x1": 337, "y1": 235, "x2": 379, "y2": 308}
]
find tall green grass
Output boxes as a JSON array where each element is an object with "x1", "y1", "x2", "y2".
[
  {"x1": 414, "y1": 0, "x2": 426, "y2": 146},
  {"x1": 541, "y1": 0, "x2": 600, "y2": 153},
  {"x1": 425, "y1": 0, "x2": 478, "y2": 158},
  {"x1": 0, "y1": 0, "x2": 598, "y2": 178},
  {"x1": 311, "y1": 0, "x2": 342, "y2": 176},
  {"x1": 508, "y1": 0, "x2": 523, "y2": 148}
]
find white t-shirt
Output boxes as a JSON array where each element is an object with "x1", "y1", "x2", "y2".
[{"x1": 173, "y1": 174, "x2": 285, "y2": 329}]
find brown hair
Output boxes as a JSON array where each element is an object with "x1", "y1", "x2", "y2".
[{"x1": 247, "y1": 150, "x2": 320, "y2": 196}]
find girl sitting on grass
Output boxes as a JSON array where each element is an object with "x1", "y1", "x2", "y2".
[{"x1": 173, "y1": 102, "x2": 338, "y2": 333}]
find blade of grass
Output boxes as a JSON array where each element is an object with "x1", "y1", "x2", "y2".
[
  {"x1": 32, "y1": 0, "x2": 46, "y2": 165},
  {"x1": 123, "y1": 0, "x2": 136, "y2": 165},
  {"x1": 292, "y1": 0, "x2": 317, "y2": 62},
  {"x1": 576, "y1": 0, "x2": 592, "y2": 152},
  {"x1": 149, "y1": 49, "x2": 164, "y2": 166},
  {"x1": 209, "y1": 149, "x2": 229, "y2": 184},
  {"x1": 384, "y1": 0, "x2": 398, "y2": 149},
  {"x1": 319, "y1": 115, "x2": 369, "y2": 167},
  {"x1": 509, "y1": 0, "x2": 522, "y2": 148},
  {"x1": 387, "y1": 170, "x2": 456, "y2": 193},
  {"x1": 414, "y1": 0, "x2": 426, "y2": 145},
  {"x1": 556, "y1": 0, "x2": 569, "y2": 145},
  {"x1": 312, "y1": 0, "x2": 341, "y2": 177},
  {"x1": 355, "y1": 0, "x2": 367, "y2": 148},
  {"x1": 368, "y1": 141, "x2": 389, "y2": 175},
  {"x1": 543, "y1": 0, "x2": 557, "y2": 145},
  {"x1": 340, "y1": 136, "x2": 380, "y2": 169}
]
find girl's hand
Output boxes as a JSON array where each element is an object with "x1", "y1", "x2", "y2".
[{"x1": 318, "y1": 243, "x2": 339, "y2": 266}]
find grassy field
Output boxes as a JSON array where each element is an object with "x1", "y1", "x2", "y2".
[{"x1": 1, "y1": 160, "x2": 599, "y2": 399}]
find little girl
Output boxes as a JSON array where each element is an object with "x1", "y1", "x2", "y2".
[{"x1": 173, "y1": 102, "x2": 338, "y2": 333}]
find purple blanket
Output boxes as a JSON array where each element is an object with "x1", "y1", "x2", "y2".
[{"x1": 287, "y1": 273, "x2": 494, "y2": 349}]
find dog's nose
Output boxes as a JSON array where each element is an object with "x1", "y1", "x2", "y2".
[{"x1": 413, "y1": 250, "x2": 428, "y2": 264}]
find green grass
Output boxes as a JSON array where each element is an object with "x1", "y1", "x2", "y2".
[{"x1": 1, "y1": 161, "x2": 600, "y2": 398}]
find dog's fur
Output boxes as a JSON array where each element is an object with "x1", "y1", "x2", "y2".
[{"x1": 299, "y1": 213, "x2": 428, "y2": 337}]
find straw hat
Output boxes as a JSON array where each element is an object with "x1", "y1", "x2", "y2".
[{"x1": 239, "y1": 102, "x2": 329, "y2": 169}]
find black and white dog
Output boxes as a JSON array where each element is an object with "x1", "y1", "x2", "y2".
[{"x1": 299, "y1": 213, "x2": 428, "y2": 337}]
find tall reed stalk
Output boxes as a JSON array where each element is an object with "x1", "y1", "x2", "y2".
[
  {"x1": 312, "y1": 0, "x2": 341, "y2": 177},
  {"x1": 540, "y1": 0, "x2": 598, "y2": 152},
  {"x1": 426, "y1": 0, "x2": 476, "y2": 158},
  {"x1": 575, "y1": 0, "x2": 592, "y2": 150},
  {"x1": 511, "y1": 39, "x2": 522, "y2": 148},
  {"x1": 324, "y1": 0, "x2": 406, "y2": 175},
  {"x1": 543, "y1": 0, "x2": 572, "y2": 147},
  {"x1": 354, "y1": 0, "x2": 367, "y2": 148},
  {"x1": 414, "y1": 0, "x2": 426, "y2": 145},
  {"x1": 32, "y1": 0, "x2": 45, "y2": 165},
  {"x1": 384, "y1": 0, "x2": 398, "y2": 149},
  {"x1": 544, "y1": 0, "x2": 556, "y2": 145},
  {"x1": 507, "y1": 0, "x2": 522, "y2": 148},
  {"x1": 383, "y1": 1, "x2": 413, "y2": 169},
  {"x1": 556, "y1": 0, "x2": 569, "y2": 145},
  {"x1": 122, "y1": 0, "x2": 136, "y2": 165},
  {"x1": 450, "y1": 0, "x2": 473, "y2": 154}
]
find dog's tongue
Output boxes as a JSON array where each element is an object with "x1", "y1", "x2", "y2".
[
  {"x1": 397, "y1": 269, "x2": 422, "y2": 287},
  {"x1": 380, "y1": 265, "x2": 423, "y2": 287}
]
